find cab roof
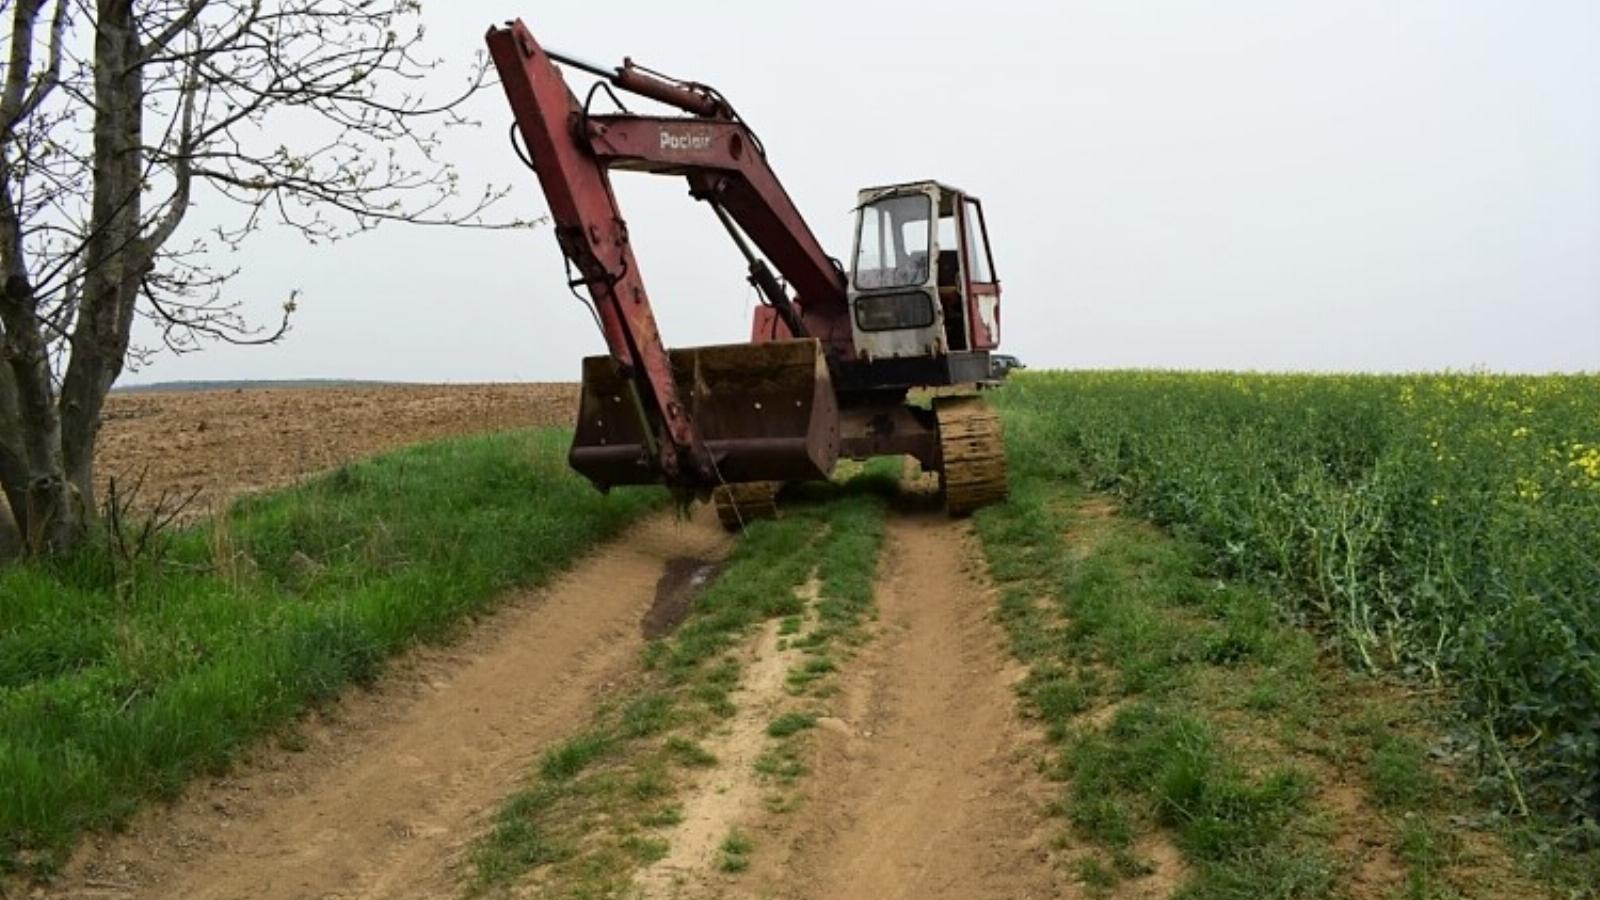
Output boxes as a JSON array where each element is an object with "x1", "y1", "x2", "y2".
[{"x1": 854, "y1": 180, "x2": 973, "y2": 202}]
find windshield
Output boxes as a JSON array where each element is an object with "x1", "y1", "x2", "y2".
[{"x1": 854, "y1": 193, "x2": 932, "y2": 290}]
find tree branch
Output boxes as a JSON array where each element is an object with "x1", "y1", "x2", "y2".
[
  {"x1": 141, "y1": 273, "x2": 293, "y2": 349},
  {"x1": 14, "y1": 0, "x2": 69, "y2": 128},
  {"x1": 144, "y1": 49, "x2": 200, "y2": 251},
  {"x1": 138, "y1": 0, "x2": 214, "y2": 65},
  {"x1": 0, "y1": 1, "x2": 46, "y2": 138}
]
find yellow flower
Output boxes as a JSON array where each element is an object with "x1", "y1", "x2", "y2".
[
  {"x1": 1511, "y1": 426, "x2": 1530, "y2": 439},
  {"x1": 1570, "y1": 446, "x2": 1600, "y2": 481}
]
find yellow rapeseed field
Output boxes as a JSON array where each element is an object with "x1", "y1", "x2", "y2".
[{"x1": 994, "y1": 371, "x2": 1600, "y2": 814}]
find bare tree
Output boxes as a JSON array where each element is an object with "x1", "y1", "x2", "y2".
[{"x1": 0, "y1": 0, "x2": 524, "y2": 556}]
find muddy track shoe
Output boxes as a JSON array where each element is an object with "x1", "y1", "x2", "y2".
[
  {"x1": 935, "y1": 396, "x2": 1008, "y2": 516},
  {"x1": 712, "y1": 481, "x2": 781, "y2": 531}
]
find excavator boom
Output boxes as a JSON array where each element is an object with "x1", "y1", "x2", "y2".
[{"x1": 486, "y1": 19, "x2": 847, "y2": 491}]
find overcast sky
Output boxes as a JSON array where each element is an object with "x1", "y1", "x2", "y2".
[{"x1": 127, "y1": 0, "x2": 1599, "y2": 384}]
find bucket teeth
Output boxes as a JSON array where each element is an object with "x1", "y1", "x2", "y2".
[
  {"x1": 712, "y1": 481, "x2": 781, "y2": 531},
  {"x1": 935, "y1": 396, "x2": 1008, "y2": 516}
]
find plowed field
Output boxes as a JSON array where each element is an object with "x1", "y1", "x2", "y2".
[{"x1": 97, "y1": 383, "x2": 577, "y2": 512}]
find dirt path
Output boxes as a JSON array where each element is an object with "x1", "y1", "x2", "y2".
[
  {"x1": 748, "y1": 511, "x2": 1068, "y2": 900},
  {"x1": 48, "y1": 508, "x2": 729, "y2": 900},
  {"x1": 46, "y1": 505, "x2": 1069, "y2": 900}
]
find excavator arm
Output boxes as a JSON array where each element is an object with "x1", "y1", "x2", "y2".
[{"x1": 485, "y1": 19, "x2": 849, "y2": 492}]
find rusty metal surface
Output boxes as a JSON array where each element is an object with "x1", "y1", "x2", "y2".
[
  {"x1": 569, "y1": 339, "x2": 839, "y2": 489},
  {"x1": 838, "y1": 400, "x2": 940, "y2": 471},
  {"x1": 959, "y1": 197, "x2": 1002, "y2": 351},
  {"x1": 934, "y1": 395, "x2": 1008, "y2": 516},
  {"x1": 587, "y1": 115, "x2": 855, "y2": 356},
  {"x1": 487, "y1": 21, "x2": 708, "y2": 482}
]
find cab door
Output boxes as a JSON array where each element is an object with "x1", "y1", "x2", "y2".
[{"x1": 959, "y1": 198, "x2": 1001, "y2": 350}]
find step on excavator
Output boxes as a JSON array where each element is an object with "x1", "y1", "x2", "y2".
[{"x1": 486, "y1": 20, "x2": 1008, "y2": 528}]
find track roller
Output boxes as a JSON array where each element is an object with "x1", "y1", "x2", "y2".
[
  {"x1": 935, "y1": 395, "x2": 1008, "y2": 516},
  {"x1": 712, "y1": 481, "x2": 781, "y2": 531}
]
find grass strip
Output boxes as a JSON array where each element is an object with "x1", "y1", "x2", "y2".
[
  {"x1": 975, "y1": 473, "x2": 1332, "y2": 897},
  {"x1": 0, "y1": 429, "x2": 662, "y2": 877}
]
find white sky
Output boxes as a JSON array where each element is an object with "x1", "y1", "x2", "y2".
[{"x1": 127, "y1": 0, "x2": 1600, "y2": 383}]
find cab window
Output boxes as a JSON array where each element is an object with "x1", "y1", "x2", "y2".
[
  {"x1": 854, "y1": 193, "x2": 932, "y2": 290},
  {"x1": 963, "y1": 199, "x2": 995, "y2": 283}
]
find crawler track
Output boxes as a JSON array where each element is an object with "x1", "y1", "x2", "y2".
[
  {"x1": 935, "y1": 395, "x2": 1008, "y2": 515},
  {"x1": 712, "y1": 480, "x2": 781, "y2": 530}
]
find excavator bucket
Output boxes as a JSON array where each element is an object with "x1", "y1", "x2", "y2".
[{"x1": 568, "y1": 338, "x2": 840, "y2": 490}]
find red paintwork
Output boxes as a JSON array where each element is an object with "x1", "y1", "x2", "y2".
[
  {"x1": 584, "y1": 115, "x2": 853, "y2": 354},
  {"x1": 485, "y1": 19, "x2": 853, "y2": 483},
  {"x1": 612, "y1": 61, "x2": 727, "y2": 118},
  {"x1": 968, "y1": 283, "x2": 1000, "y2": 349},
  {"x1": 957, "y1": 198, "x2": 1001, "y2": 350},
  {"x1": 751, "y1": 305, "x2": 795, "y2": 343},
  {"x1": 485, "y1": 22, "x2": 705, "y2": 480}
]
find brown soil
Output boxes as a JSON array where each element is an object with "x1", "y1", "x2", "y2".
[
  {"x1": 95, "y1": 383, "x2": 576, "y2": 515},
  {"x1": 40, "y1": 508, "x2": 730, "y2": 900},
  {"x1": 742, "y1": 513, "x2": 1069, "y2": 900}
]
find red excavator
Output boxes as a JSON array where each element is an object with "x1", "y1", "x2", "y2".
[{"x1": 486, "y1": 20, "x2": 1007, "y2": 527}]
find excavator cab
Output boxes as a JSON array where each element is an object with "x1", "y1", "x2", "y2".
[{"x1": 848, "y1": 182, "x2": 1001, "y2": 362}]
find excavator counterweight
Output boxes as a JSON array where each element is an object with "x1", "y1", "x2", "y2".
[{"x1": 487, "y1": 19, "x2": 1009, "y2": 523}]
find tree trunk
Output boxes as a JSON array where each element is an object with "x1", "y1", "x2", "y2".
[
  {"x1": 59, "y1": 0, "x2": 146, "y2": 521},
  {"x1": 0, "y1": 274, "x2": 78, "y2": 554},
  {"x1": 0, "y1": 0, "x2": 144, "y2": 558}
]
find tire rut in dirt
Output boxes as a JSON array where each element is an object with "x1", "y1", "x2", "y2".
[
  {"x1": 749, "y1": 512, "x2": 1063, "y2": 900},
  {"x1": 45, "y1": 509, "x2": 730, "y2": 900}
]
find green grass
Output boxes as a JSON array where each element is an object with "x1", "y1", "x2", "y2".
[
  {"x1": 971, "y1": 431, "x2": 1356, "y2": 896},
  {"x1": 639, "y1": 804, "x2": 683, "y2": 828},
  {"x1": 991, "y1": 372, "x2": 1600, "y2": 819},
  {"x1": 664, "y1": 736, "x2": 717, "y2": 768},
  {"x1": 978, "y1": 377, "x2": 1593, "y2": 896},
  {"x1": 719, "y1": 827, "x2": 753, "y2": 872},
  {"x1": 1072, "y1": 856, "x2": 1118, "y2": 895},
  {"x1": 0, "y1": 429, "x2": 662, "y2": 877},
  {"x1": 540, "y1": 731, "x2": 616, "y2": 782},
  {"x1": 622, "y1": 832, "x2": 670, "y2": 863},
  {"x1": 767, "y1": 711, "x2": 818, "y2": 738},
  {"x1": 1368, "y1": 734, "x2": 1437, "y2": 812},
  {"x1": 468, "y1": 467, "x2": 894, "y2": 896}
]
